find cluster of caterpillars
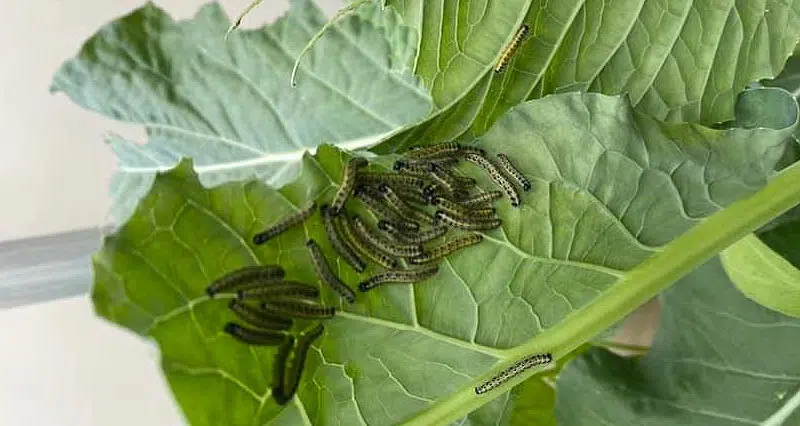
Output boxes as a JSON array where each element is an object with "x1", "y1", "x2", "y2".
[
  {"x1": 203, "y1": 142, "x2": 531, "y2": 405},
  {"x1": 325, "y1": 142, "x2": 531, "y2": 292},
  {"x1": 205, "y1": 264, "x2": 332, "y2": 405}
]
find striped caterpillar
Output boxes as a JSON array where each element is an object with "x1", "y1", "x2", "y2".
[
  {"x1": 330, "y1": 157, "x2": 367, "y2": 215},
  {"x1": 358, "y1": 265, "x2": 440, "y2": 291},
  {"x1": 496, "y1": 153, "x2": 531, "y2": 191},
  {"x1": 320, "y1": 204, "x2": 365, "y2": 272},
  {"x1": 475, "y1": 353, "x2": 552, "y2": 394},
  {"x1": 494, "y1": 25, "x2": 530, "y2": 74},
  {"x1": 410, "y1": 234, "x2": 483, "y2": 264},
  {"x1": 260, "y1": 300, "x2": 336, "y2": 319},
  {"x1": 223, "y1": 322, "x2": 287, "y2": 346},
  {"x1": 306, "y1": 239, "x2": 356, "y2": 303},
  {"x1": 463, "y1": 153, "x2": 520, "y2": 207},
  {"x1": 206, "y1": 265, "x2": 285, "y2": 297},
  {"x1": 253, "y1": 201, "x2": 317, "y2": 244}
]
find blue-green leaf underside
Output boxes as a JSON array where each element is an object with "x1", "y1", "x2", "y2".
[
  {"x1": 51, "y1": 0, "x2": 432, "y2": 223},
  {"x1": 91, "y1": 89, "x2": 797, "y2": 425},
  {"x1": 556, "y1": 257, "x2": 800, "y2": 426}
]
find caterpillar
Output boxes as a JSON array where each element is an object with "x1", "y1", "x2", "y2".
[
  {"x1": 393, "y1": 186, "x2": 430, "y2": 206},
  {"x1": 223, "y1": 322, "x2": 288, "y2": 346},
  {"x1": 206, "y1": 265, "x2": 285, "y2": 297},
  {"x1": 431, "y1": 163, "x2": 477, "y2": 190},
  {"x1": 406, "y1": 143, "x2": 485, "y2": 160},
  {"x1": 283, "y1": 323, "x2": 325, "y2": 404},
  {"x1": 475, "y1": 352, "x2": 552, "y2": 394},
  {"x1": 379, "y1": 220, "x2": 449, "y2": 244},
  {"x1": 392, "y1": 160, "x2": 432, "y2": 177},
  {"x1": 330, "y1": 157, "x2": 368, "y2": 215},
  {"x1": 228, "y1": 299, "x2": 293, "y2": 331},
  {"x1": 410, "y1": 234, "x2": 483, "y2": 264},
  {"x1": 405, "y1": 142, "x2": 462, "y2": 160},
  {"x1": 404, "y1": 156, "x2": 461, "y2": 170},
  {"x1": 357, "y1": 172, "x2": 426, "y2": 190},
  {"x1": 428, "y1": 163, "x2": 459, "y2": 193},
  {"x1": 339, "y1": 214, "x2": 398, "y2": 269},
  {"x1": 271, "y1": 335, "x2": 295, "y2": 405},
  {"x1": 354, "y1": 186, "x2": 420, "y2": 231},
  {"x1": 496, "y1": 153, "x2": 531, "y2": 191},
  {"x1": 459, "y1": 191, "x2": 503, "y2": 207},
  {"x1": 306, "y1": 239, "x2": 356, "y2": 303},
  {"x1": 432, "y1": 196, "x2": 496, "y2": 219},
  {"x1": 253, "y1": 201, "x2": 317, "y2": 245},
  {"x1": 423, "y1": 184, "x2": 468, "y2": 203},
  {"x1": 377, "y1": 184, "x2": 435, "y2": 225},
  {"x1": 464, "y1": 153, "x2": 520, "y2": 207},
  {"x1": 494, "y1": 24, "x2": 530, "y2": 74},
  {"x1": 320, "y1": 204, "x2": 366, "y2": 272},
  {"x1": 358, "y1": 265, "x2": 440, "y2": 291},
  {"x1": 261, "y1": 300, "x2": 336, "y2": 319},
  {"x1": 351, "y1": 216, "x2": 423, "y2": 258},
  {"x1": 236, "y1": 281, "x2": 320, "y2": 301},
  {"x1": 434, "y1": 210, "x2": 503, "y2": 231}
]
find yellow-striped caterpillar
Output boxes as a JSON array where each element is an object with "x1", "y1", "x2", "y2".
[
  {"x1": 475, "y1": 352, "x2": 552, "y2": 394},
  {"x1": 406, "y1": 143, "x2": 485, "y2": 160},
  {"x1": 393, "y1": 160, "x2": 432, "y2": 177},
  {"x1": 435, "y1": 210, "x2": 503, "y2": 230},
  {"x1": 351, "y1": 216, "x2": 423, "y2": 258},
  {"x1": 236, "y1": 281, "x2": 320, "y2": 301},
  {"x1": 321, "y1": 204, "x2": 365, "y2": 272},
  {"x1": 347, "y1": 215, "x2": 400, "y2": 266},
  {"x1": 354, "y1": 186, "x2": 420, "y2": 231},
  {"x1": 339, "y1": 213, "x2": 398, "y2": 269},
  {"x1": 379, "y1": 220, "x2": 449, "y2": 244},
  {"x1": 261, "y1": 300, "x2": 336, "y2": 319},
  {"x1": 206, "y1": 265, "x2": 285, "y2": 297},
  {"x1": 377, "y1": 184, "x2": 435, "y2": 225},
  {"x1": 228, "y1": 299, "x2": 293, "y2": 331},
  {"x1": 306, "y1": 239, "x2": 356, "y2": 303},
  {"x1": 358, "y1": 265, "x2": 440, "y2": 291},
  {"x1": 494, "y1": 25, "x2": 530, "y2": 74},
  {"x1": 405, "y1": 142, "x2": 462, "y2": 160},
  {"x1": 423, "y1": 184, "x2": 469, "y2": 203},
  {"x1": 459, "y1": 191, "x2": 503, "y2": 207},
  {"x1": 429, "y1": 163, "x2": 459, "y2": 193},
  {"x1": 405, "y1": 156, "x2": 461, "y2": 169},
  {"x1": 357, "y1": 172, "x2": 426, "y2": 189},
  {"x1": 330, "y1": 157, "x2": 367, "y2": 215},
  {"x1": 223, "y1": 322, "x2": 288, "y2": 346},
  {"x1": 464, "y1": 153, "x2": 520, "y2": 207},
  {"x1": 496, "y1": 153, "x2": 531, "y2": 191},
  {"x1": 410, "y1": 234, "x2": 483, "y2": 264},
  {"x1": 283, "y1": 323, "x2": 324, "y2": 404},
  {"x1": 432, "y1": 196, "x2": 496, "y2": 219},
  {"x1": 253, "y1": 200, "x2": 318, "y2": 245},
  {"x1": 271, "y1": 335, "x2": 295, "y2": 405},
  {"x1": 393, "y1": 186, "x2": 430, "y2": 206}
]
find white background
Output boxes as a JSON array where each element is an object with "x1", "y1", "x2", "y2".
[{"x1": 0, "y1": 1, "x2": 339, "y2": 424}]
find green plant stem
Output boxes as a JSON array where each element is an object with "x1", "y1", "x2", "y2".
[{"x1": 404, "y1": 161, "x2": 800, "y2": 425}]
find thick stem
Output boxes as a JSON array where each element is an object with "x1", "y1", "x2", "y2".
[{"x1": 404, "y1": 161, "x2": 800, "y2": 425}]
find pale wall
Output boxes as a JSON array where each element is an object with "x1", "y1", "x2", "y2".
[{"x1": 0, "y1": 1, "x2": 340, "y2": 424}]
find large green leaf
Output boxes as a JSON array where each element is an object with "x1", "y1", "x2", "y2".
[
  {"x1": 51, "y1": 0, "x2": 431, "y2": 223},
  {"x1": 721, "y1": 234, "x2": 800, "y2": 318},
  {"x1": 555, "y1": 257, "x2": 800, "y2": 425},
  {"x1": 375, "y1": 0, "x2": 800, "y2": 152},
  {"x1": 717, "y1": 55, "x2": 800, "y2": 318},
  {"x1": 91, "y1": 90, "x2": 800, "y2": 425}
]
